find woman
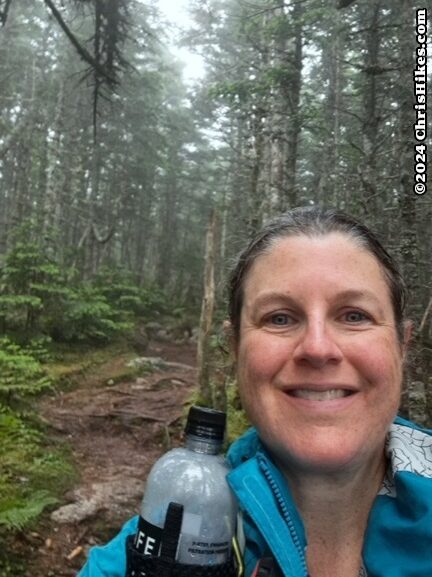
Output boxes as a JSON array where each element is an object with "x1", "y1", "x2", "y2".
[{"x1": 78, "y1": 207, "x2": 432, "y2": 577}]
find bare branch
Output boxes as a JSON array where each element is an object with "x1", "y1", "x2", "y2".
[
  {"x1": 91, "y1": 222, "x2": 115, "y2": 244},
  {"x1": 419, "y1": 297, "x2": 432, "y2": 334},
  {"x1": 42, "y1": 0, "x2": 116, "y2": 86}
]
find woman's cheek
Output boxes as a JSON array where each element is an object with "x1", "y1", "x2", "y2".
[
  {"x1": 238, "y1": 334, "x2": 286, "y2": 384},
  {"x1": 349, "y1": 335, "x2": 402, "y2": 379}
]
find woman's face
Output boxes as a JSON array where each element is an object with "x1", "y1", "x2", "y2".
[{"x1": 235, "y1": 233, "x2": 409, "y2": 474}]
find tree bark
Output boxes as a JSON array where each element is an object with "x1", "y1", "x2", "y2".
[
  {"x1": 197, "y1": 210, "x2": 217, "y2": 407},
  {"x1": 279, "y1": 1, "x2": 304, "y2": 209},
  {"x1": 359, "y1": 0, "x2": 381, "y2": 216}
]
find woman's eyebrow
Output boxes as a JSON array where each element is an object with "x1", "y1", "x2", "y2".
[
  {"x1": 246, "y1": 291, "x2": 295, "y2": 309},
  {"x1": 333, "y1": 289, "x2": 387, "y2": 314},
  {"x1": 247, "y1": 289, "x2": 386, "y2": 311},
  {"x1": 334, "y1": 289, "x2": 381, "y2": 304}
]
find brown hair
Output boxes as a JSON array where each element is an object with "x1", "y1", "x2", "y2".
[{"x1": 228, "y1": 207, "x2": 407, "y2": 342}]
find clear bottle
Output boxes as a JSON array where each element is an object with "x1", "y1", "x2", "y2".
[{"x1": 134, "y1": 406, "x2": 237, "y2": 565}]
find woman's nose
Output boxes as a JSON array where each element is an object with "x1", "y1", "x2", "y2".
[{"x1": 292, "y1": 320, "x2": 343, "y2": 368}]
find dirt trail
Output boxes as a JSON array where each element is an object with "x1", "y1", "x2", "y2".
[{"x1": 15, "y1": 340, "x2": 197, "y2": 577}]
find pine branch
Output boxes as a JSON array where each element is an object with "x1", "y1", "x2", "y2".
[
  {"x1": 0, "y1": 0, "x2": 13, "y2": 26},
  {"x1": 42, "y1": 0, "x2": 116, "y2": 86}
]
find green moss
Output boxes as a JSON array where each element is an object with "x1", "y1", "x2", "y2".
[
  {"x1": 0, "y1": 408, "x2": 77, "y2": 534},
  {"x1": 225, "y1": 379, "x2": 250, "y2": 445},
  {"x1": 46, "y1": 341, "x2": 137, "y2": 389},
  {"x1": 0, "y1": 550, "x2": 26, "y2": 577}
]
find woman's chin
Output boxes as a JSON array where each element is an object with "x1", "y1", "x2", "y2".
[{"x1": 264, "y1": 429, "x2": 377, "y2": 476}]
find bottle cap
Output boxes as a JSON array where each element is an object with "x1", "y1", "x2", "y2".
[{"x1": 185, "y1": 405, "x2": 226, "y2": 441}]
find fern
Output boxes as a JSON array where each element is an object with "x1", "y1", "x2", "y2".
[
  {"x1": 0, "y1": 491, "x2": 58, "y2": 531},
  {"x1": 0, "y1": 408, "x2": 74, "y2": 535}
]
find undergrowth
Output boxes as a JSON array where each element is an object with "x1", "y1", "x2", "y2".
[
  {"x1": 0, "y1": 336, "x2": 77, "y2": 541},
  {"x1": 0, "y1": 408, "x2": 76, "y2": 533}
]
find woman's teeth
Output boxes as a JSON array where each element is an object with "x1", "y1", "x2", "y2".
[{"x1": 290, "y1": 389, "x2": 352, "y2": 400}]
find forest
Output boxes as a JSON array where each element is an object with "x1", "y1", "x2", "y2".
[{"x1": 0, "y1": 0, "x2": 431, "y2": 572}]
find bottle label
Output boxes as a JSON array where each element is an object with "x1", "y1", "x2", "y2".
[
  {"x1": 134, "y1": 516, "x2": 163, "y2": 557},
  {"x1": 180, "y1": 535, "x2": 231, "y2": 564},
  {"x1": 186, "y1": 539, "x2": 230, "y2": 556}
]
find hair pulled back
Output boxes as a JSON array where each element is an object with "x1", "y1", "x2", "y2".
[{"x1": 228, "y1": 207, "x2": 407, "y2": 342}]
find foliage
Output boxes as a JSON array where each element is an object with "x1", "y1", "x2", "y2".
[
  {"x1": 0, "y1": 327, "x2": 74, "y2": 534},
  {"x1": 0, "y1": 408, "x2": 75, "y2": 533},
  {"x1": 0, "y1": 226, "x2": 72, "y2": 337},
  {"x1": 0, "y1": 338, "x2": 52, "y2": 405},
  {"x1": 0, "y1": 230, "x2": 171, "y2": 344},
  {"x1": 94, "y1": 267, "x2": 170, "y2": 319},
  {"x1": 0, "y1": 551, "x2": 26, "y2": 577},
  {"x1": 225, "y1": 379, "x2": 250, "y2": 446},
  {"x1": 0, "y1": 333, "x2": 76, "y2": 538},
  {"x1": 51, "y1": 283, "x2": 132, "y2": 343}
]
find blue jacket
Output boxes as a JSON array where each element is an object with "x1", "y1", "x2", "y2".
[{"x1": 78, "y1": 417, "x2": 432, "y2": 577}]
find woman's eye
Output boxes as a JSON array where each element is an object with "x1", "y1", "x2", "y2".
[
  {"x1": 268, "y1": 313, "x2": 292, "y2": 326},
  {"x1": 343, "y1": 310, "x2": 370, "y2": 323}
]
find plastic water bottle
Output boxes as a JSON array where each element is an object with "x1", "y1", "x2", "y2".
[{"x1": 133, "y1": 405, "x2": 237, "y2": 566}]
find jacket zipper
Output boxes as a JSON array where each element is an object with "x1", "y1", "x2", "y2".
[{"x1": 258, "y1": 455, "x2": 309, "y2": 577}]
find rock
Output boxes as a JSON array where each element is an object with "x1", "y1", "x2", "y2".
[
  {"x1": 189, "y1": 327, "x2": 200, "y2": 343},
  {"x1": 127, "y1": 356, "x2": 166, "y2": 370},
  {"x1": 155, "y1": 329, "x2": 170, "y2": 342},
  {"x1": 145, "y1": 322, "x2": 164, "y2": 336},
  {"x1": 50, "y1": 498, "x2": 100, "y2": 524},
  {"x1": 126, "y1": 357, "x2": 194, "y2": 372},
  {"x1": 132, "y1": 377, "x2": 149, "y2": 390},
  {"x1": 50, "y1": 478, "x2": 143, "y2": 524}
]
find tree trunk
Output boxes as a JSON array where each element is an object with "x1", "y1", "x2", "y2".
[
  {"x1": 43, "y1": 79, "x2": 65, "y2": 236},
  {"x1": 359, "y1": 0, "x2": 381, "y2": 216},
  {"x1": 279, "y1": 1, "x2": 304, "y2": 210},
  {"x1": 197, "y1": 210, "x2": 217, "y2": 407},
  {"x1": 316, "y1": 20, "x2": 343, "y2": 206}
]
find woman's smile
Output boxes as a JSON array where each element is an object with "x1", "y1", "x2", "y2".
[
  {"x1": 289, "y1": 389, "x2": 352, "y2": 400},
  {"x1": 280, "y1": 386, "x2": 359, "y2": 414}
]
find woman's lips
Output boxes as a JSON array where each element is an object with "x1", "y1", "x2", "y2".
[
  {"x1": 289, "y1": 389, "x2": 354, "y2": 401},
  {"x1": 281, "y1": 385, "x2": 360, "y2": 410}
]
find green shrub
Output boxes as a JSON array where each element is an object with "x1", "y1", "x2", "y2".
[
  {"x1": 0, "y1": 338, "x2": 52, "y2": 404},
  {"x1": 0, "y1": 225, "x2": 173, "y2": 345},
  {"x1": 95, "y1": 268, "x2": 170, "y2": 319},
  {"x1": 94, "y1": 267, "x2": 143, "y2": 313},
  {"x1": 56, "y1": 285, "x2": 132, "y2": 343},
  {"x1": 0, "y1": 231, "x2": 69, "y2": 336},
  {"x1": 139, "y1": 284, "x2": 170, "y2": 318}
]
